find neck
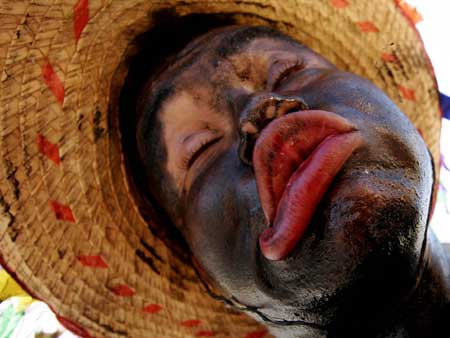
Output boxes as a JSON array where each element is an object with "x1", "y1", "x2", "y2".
[{"x1": 267, "y1": 230, "x2": 450, "y2": 338}]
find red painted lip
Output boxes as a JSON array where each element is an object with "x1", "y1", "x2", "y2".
[{"x1": 253, "y1": 110, "x2": 363, "y2": 260}]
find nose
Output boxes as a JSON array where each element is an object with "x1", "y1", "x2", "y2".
[{"x1": 238, "y1": 93, "x2": 308, "y2": 166}]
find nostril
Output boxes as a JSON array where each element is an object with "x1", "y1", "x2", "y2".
[
  {"x1": 238, "y1": 95, "x2": 309, "y2": 166},
  {"x1": 238, "y1": 131, "x2": 258, "y2": 166}
]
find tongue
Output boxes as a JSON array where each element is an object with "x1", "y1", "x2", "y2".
[{"x1": 253, "y1": 110, "x2": 363, "y2": 260}]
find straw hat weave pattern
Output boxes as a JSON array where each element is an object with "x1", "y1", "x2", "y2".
[{"x1": 0, "y1": 1, "x2": 441, "y2": 337}]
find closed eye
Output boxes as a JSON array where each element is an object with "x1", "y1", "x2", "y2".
[
  {"x1": 180, "y1": 134, "x2": 223, "y2": 170},
  {"x1": 272, "y1": 58, "x2": 305, "y2": 90}
]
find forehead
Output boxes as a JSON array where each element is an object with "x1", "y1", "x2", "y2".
[
  {"x1": 144, "y1": 26, "x2": 304, "y2": 116},
  {"x1": 165, "y1": 25, "x2": 300, "y2": 74}
]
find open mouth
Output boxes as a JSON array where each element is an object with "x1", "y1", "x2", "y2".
[{"x1": 253, "y1": 110, "x2": 363, "y2": 260}]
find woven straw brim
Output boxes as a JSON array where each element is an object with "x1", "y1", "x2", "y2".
[{"x1": 0, "y1": 1, "x2": 441, "y2": 337}]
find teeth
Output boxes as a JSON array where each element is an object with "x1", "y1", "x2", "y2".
[
  {"x1": 265, "y1": 105, "x2": 276, "y2": 119},
  {"x1": 241, "y1": 121, "x2": 259, "y2": 134},
  {"x1": 276, "y1": 100, "x2": 306, "y2": 117}
]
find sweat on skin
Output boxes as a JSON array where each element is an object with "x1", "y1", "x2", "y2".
[{"x1": 135, "y1": 26, "x2": 450, "y2": 338}]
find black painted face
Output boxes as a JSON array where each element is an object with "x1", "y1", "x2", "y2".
[{"x1": 136, "y1": 26, "x2": 434, "y2": 327}]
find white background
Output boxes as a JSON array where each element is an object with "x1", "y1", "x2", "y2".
[
  {"x1": 408, "y1": 1, "x2": 450, "y2": 242},
  {"x1": 409, "y1": 0, "x2": 450, "y2": 95}
]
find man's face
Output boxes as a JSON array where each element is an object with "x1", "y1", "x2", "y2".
[{"x1": 137, "y1": 26, "x2": 434, "y2": 326}]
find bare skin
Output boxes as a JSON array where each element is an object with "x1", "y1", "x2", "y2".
[{"x1": 136, "y1": 26, "x2": 450, "y2": 337}]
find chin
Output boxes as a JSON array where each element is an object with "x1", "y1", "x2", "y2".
[{"x1": 254, "y1": 167, "x2": 429, "y2": 326}]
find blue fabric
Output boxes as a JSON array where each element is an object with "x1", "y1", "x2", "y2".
[{"x1": 440, "y1": 92, "x2": 450, "y2": 120}]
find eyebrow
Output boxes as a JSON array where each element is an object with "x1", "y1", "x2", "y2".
[
  {"x1": 151, "y1": 83, "x2": 174, "y2": 116},
  {"x1": 138, "y1": 83, "x2": 174, "y2": 142},
  {"x1": 215, "y1": 25, "x2": 299, "y2": 59}
]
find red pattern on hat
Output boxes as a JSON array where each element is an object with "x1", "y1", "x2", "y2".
[
  {"x1": 36, "y1": 133, "x2": 61, "y2": 165},
  {"x1": 180, "y1": 319, "x2": 202, "y2": 327},
  {"x1": 330, "y1": 0, "x2": 349, "y2": 9},
  {"x1": 416, "y1": 128, "x2": 424, "y2": 138},
  {"x1": 245, "y1": 329, "x2": 268, "y2": 338},
  {"x1": 49, "y1": 200, "x2": 75, "y2": 222},
  {"x1": 357, "y1": 21, "x2": 379, "y2": 33},
  {"x1": 41, "y1": 59, "x2": 64, "y2": 105},
  {"x1": 77, "y1": 255, "x2": 108, "y2": 268},
  {"x1": 142, "y1": 304, "x2": 163, "y2": 314},
  {"x1": 381, "y1": 52, "x2": 399, "y2": 63},
  {"x1": 57, "y1": 316, "x2": 93, "y2": 338},
  {"x1": 399, "y1": 85, "x2": 416, "y2": 101},
  {"x1": 397, "y1": 0, "x2": 423, "y2": 24},
  {"x1": 74, "y1": 0, "x2": 89, "y2": 41},
  {"x1": 196, "y1": 331, "x2": 215, "y2": 337},
  {"x1": 112, "y1": 284, "x2": 135, "y2": 297}
]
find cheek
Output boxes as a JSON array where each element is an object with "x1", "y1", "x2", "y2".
[
  {"x1": 184, "y1": 153, "x2": 241, "y2": 265},
  {"x1": 183, "y1": 151, "x2": 266, "y2": 292},
  {"x1": 325, "y1": 175, "x2": 426, "y2": 284},
  {"x1": 188, "y1": 178, "x2": 238, "y2": 251}
]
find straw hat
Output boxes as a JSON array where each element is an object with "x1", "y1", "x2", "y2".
[{"x1": 0, "y1": 0, "x2": 441, "y2": 337}]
